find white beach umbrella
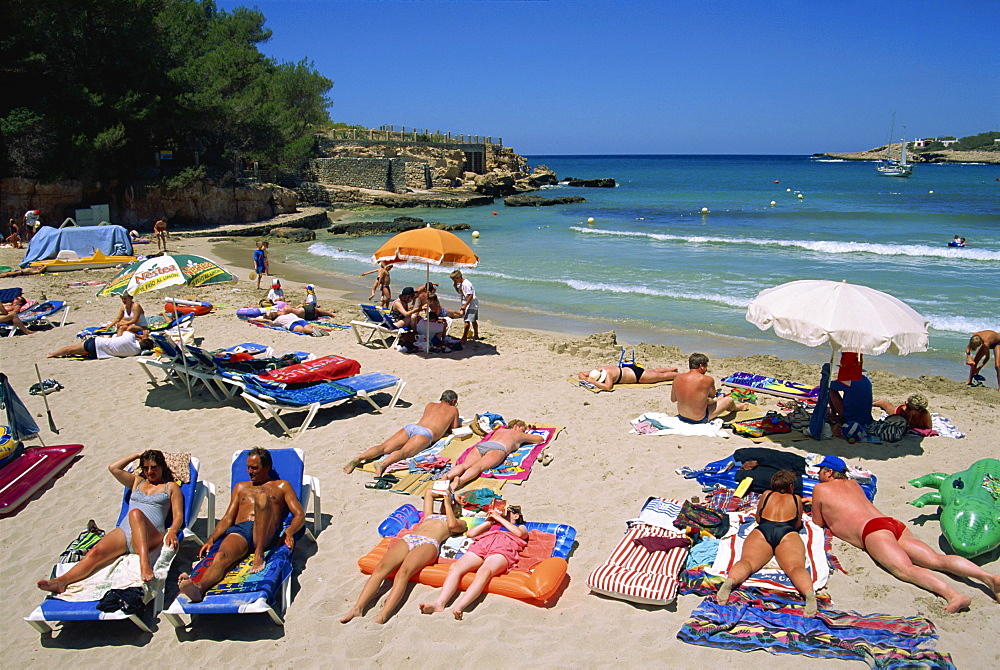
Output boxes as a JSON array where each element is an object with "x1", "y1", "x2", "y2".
[{"x1": 746, "y1": 279, "x2": 929, "y2": 356}]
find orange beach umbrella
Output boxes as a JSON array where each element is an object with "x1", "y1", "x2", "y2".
[{"x1": 372, "y1": 225, "x2": 479, "y2": 267}]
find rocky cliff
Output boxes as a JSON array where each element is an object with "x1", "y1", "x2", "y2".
[{"x1": 1, "y1": 177, "x2": 298, "y2": 231}]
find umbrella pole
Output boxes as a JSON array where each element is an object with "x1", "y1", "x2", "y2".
[
  {"x1": 425, "y1": 265, "x2": 431, "y2": 353},
  {"x1": 168, "y1": 297, "x2": 193, "y2": 399}
]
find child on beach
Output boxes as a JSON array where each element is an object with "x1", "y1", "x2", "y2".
[
  {"x1": 267, "y1": 279, "x2": 284, "y2": 303},
  {"x1": 340, "y1": 489, "x2": 466, "y2": 624},
  {"x1": 253, "y1": 240, "x2": 269, "y2": 289},
  {"x1": 419, "y1": 504, "x2": 528, "y2": 619},
  {"x1": 966, "y1": 330, "x2": 1000, "y2": 390},
  {"x1": 302, "y1": 283, "x2": 317, "y2": 305},
  {"x1": 363, "y1": 262, "x2": 392, "y2": 309}
]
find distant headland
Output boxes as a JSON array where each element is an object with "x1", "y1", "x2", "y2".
[{"x1": 814, "y1": 130, "x2": 1000, "y2": 164}]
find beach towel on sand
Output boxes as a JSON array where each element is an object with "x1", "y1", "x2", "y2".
[
  {"x1": 630, "y1": 413, "x2": 727, "y2": 437},
  {"x1": 677, "y1": 599, "x2": 954, "y2": 669},
  {"x1": 456, "y1": 426, "x2": 560, "y2": 481}
]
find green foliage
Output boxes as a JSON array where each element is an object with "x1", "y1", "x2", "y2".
[
  {"x1": 0, "y1": 0, "x2": 332, "y2": 181},
  {"x1": 163, "y1": 165, "x2": 208, "y2": 190},
  {"x1": 953, "y1": 131, "x2": 1000, "y2": 151}
]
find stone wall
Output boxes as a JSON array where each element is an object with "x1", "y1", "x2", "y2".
[
  {"x1": 307, "y1": 157, "x2": 431, "y2": 193},
  {"x1": 404, "y1": 162, "x2": 431, "y2": 190},
  {"x1": 1, "y1": 177, "x2": 297, "y2": 230}
]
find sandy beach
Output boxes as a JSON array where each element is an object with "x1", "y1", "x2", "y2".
[{"x1": 1, "y1": 232, "x2": 998, "y2": 668}]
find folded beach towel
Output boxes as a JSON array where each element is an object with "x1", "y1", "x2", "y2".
[
  {"x1": 630, "y1": 413, "x2": 727, "y2": 437},
  {"x1": 707, "y1": 514, "x2": 829, "y2": 592},
  {"x1": 53, "y1": 545, "x2": 176, "y2": 603},
  {"x1": 931, "y1": 413, "x2": 964, "y2": 439},
  {"x1": 677, "y1": 599, "x2": 955, "y2": 668}
]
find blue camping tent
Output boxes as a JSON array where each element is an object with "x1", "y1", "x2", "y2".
[{"x1": 20, "y1": 225, "x2": 133, "y2": 268}]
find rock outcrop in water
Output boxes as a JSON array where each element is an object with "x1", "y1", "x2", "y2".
[{"x1": 503, "y1": 194, "x2": 587, "y2": 207}]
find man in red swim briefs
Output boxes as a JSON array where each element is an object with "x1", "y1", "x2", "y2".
[{"x1": 811, "y1": 455, "x2": 1000, "y2": 613}]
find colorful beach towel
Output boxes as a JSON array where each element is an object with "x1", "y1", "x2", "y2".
[
  {"x1": 677, "y1": 599, "x2": 954, "y2": 669},
  {"x1": 721, "y1": 371, "x2": 819, "y2": 402},
  {"x1": 456, "y1": 426, "x2": 560, "y2": 481},
  {"x1": 708, "y1": 514, "x2": 829, "y2": 592},
  {"x1": 189, "y1": 540, "x2": 292, "y2": 599}
]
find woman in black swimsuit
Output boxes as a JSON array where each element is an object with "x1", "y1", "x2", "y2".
[{"x1": 715, "y1": 469, "x2": 817, "y2": 616}]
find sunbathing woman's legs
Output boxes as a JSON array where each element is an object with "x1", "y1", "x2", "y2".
[
  {"x1": 450, "y1": 554, "x2": 509, "y2": 619},
  {"x1": 774, "y1": 533, "x2": 817, "y2": 616},
  {"x1": 715, "y1": 529, "x2": 773, "y2": 605},
  {"x1": 373, "y1": 542, "x2": 439, "y2": 624},
  {"x1": 445, "y1": 448, "x2": 507, "y2": 491},
  {"x1": 126, "y1": 507, "x2": 164, "y2": 583},
  {"x1": 419, "y1": 550, "x2": 484, "y2": 614},
  {"x1": 37, "y1": 529, "x2": 129, "y2": 593}
]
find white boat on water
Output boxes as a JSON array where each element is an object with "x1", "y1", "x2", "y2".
[{"x1": 877, "y1": 115, "x2": 913, "y2": 177}]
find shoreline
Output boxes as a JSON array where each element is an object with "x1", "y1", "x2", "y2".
[{"x1": 209, "y1": 224, "x2": 973, "y2": 384}]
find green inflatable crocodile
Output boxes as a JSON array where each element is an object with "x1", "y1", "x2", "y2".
[{"x1": 909, "y1": 458, "x2": 1000, "y2": 558}]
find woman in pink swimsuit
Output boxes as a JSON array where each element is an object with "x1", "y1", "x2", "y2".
[
  {"x1": 340, "y1": 488, "x2": 465, "y2": 625},
  {"x1": 418, "y1": 505, "x2": 529, "y2": 619}
]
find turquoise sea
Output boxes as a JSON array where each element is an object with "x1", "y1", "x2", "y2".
[{"x1": 289, "y1": 155, "x2": 999, "y2": 381}]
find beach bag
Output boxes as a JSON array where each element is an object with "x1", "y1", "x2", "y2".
[
  {"x1": 59, "y1": 520, "x2": 105, "y2": 563},
  {"x1": 783, "y1": 403, "x2": 812, "y2": 431},
  {"x1": 868, "y1": 414, "x2": 908, "y2": 443},
  {"x1": 673, "y1": 501, "x2": 730, "y2": 538}
]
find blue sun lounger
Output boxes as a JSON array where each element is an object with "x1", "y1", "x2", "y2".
[
  {"x1": 349, "y1": 303, "x2": 410, "y2": 348},
  {"x1": 162, "y1": 448, "x2": 320, "y2": 628},
  {"x1": 2, "y1": 300, "x2": 70, "y2": 337},
  {"x1": 240, "y1": 372, "x2": 405, "y2": 439},
  {"x1": 24, "y1": 457, "x2": 215, "y2": 635}
]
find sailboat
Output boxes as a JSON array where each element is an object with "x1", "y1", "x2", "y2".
[{"x1": 876, "y1": 115, "x2": 913, "y2": 177}]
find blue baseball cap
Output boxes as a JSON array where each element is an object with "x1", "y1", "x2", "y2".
[{"x1": 818, "y1": 455, "x2": 847, "y2": 473}]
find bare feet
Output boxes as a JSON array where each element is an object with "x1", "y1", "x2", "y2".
[
  {"x1": 177, "y1": 573, "x2": 205, "y2": 603},
  {"x1": 373, "y1": 461, "x2": 385, "y2": 477},
  {"x1": 343, "y1": 459, "x2": 360, "y2": 475},
  {"x1": 249, "y1": 554, "x2": 266, "y2": 574},
  {"x1": 419, "y1": 602, "x2": 444, "y2": 614},
  {"x1": 373, "y1": 611, "x2": 390, "y2": 624},
  {"x1": 804, "y1": 590, "x2": 818, "y2": 617},
  {"x1": 736, "y1": 402, "x2": 751, "y2": 412},
  {"x1": 37, "y1": 578, "x2": 65, "y2": 594},
  {"x1": 983, "y1": 573, "x2": 1000, "y2": 601},
  {"x1": 944, "y1": 593, "x2": 972, "y2": 614},
  {"x1": 339, "y1": 608, "x2": 362, "y2": 623},
  {"x1": 451, "y1": 609, "x2": 464, "y2": 620},
  {"x1": 715, "y1": 578, "x2": 733, "y2": 605},
  {"x1": 140, "y1": 558, "x2": 154, "y2": 582}
]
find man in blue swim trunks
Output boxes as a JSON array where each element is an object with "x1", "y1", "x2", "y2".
[
  {"x1": 177, "y1": 447, "x2": 305, "y2": 603},
  {"x1": 343, "y1": 390, "x2": 460, "y2": 475},
  {"x1": 672, "y1": 353, "x2": 749, "y2": 424}
]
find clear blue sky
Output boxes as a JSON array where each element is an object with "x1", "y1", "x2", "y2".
[{"x1": 218, "y1": 0, "x2": 998, "y2": 155}]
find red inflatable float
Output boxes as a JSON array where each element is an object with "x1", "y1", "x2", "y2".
[{"x1": 164, "y1": 300, "x2": 212, "y2": 316}]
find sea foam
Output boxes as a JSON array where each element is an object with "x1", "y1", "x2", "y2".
[{"x1": 571, "y1": 227, "x2": 1000, "y2": 262}]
